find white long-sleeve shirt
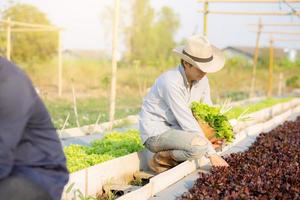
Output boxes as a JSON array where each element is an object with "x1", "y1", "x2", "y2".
[{"x1": 139, "y1": 64, "x2": 216, "y2": 156}]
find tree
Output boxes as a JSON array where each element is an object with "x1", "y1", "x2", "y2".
[
  {"x1": 154, "y1": 7, "x2": 180, "y2": 66},
  {"x1": 125, "y1": 0, "x2": 155, "y2": 64},
  {"x1": 0, "y1": 4, "x2": 58, "y2": 64},
  {"x1": 125, "y1": 0, "x2": 179, "y2": 66}
]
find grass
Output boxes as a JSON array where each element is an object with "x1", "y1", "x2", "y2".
[
  {"x1": 16, "y1": 57, "x2": 298, "y2": 129},
  {"x1": 225, "y1": 97, "x2": 293, "y2": 119},
  {"x1": 45, "y1": 97, "x2": 141, "y2": 129},
  {"x1": 23, "y1": 57, "x2": 156, "y2": 129}
]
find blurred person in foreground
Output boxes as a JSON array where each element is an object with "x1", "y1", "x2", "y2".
[
  {"x1": 139, "y1": 35, "x2": 229, "y2": 173},
  {"x1": 0, "y1": 57, "x2": 69, "y2": 200}
]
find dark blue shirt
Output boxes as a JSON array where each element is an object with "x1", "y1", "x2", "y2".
[{"x1": 0, "y1": 57, "x2": 69, "y2": 200}]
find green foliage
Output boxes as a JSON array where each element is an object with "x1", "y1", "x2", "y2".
[
  {"x1": 257, "y1": 51, "x2": 269, "y2": 69},
  {"x1": 286, "y1": 75, "x2": 300, "y2": 88},
  {"x1": 97, "y1": 191, "x2": 117, "y2": 200},
  {"x1": 125, "y1": 0, "x2": 154, "y2": 65},
  {"x1": 225, "y1": 98, "x2": 292, "y2": 120},
  {"x1": 86, "y1": 130, "x2": 144, "y2": 157},
  {"x1": 222, "y1": 91, "x2": 249, "y2": 101},
  {"x1": 64, "y1": 130, "x2": 144, "y2": 173},
  {"x1": 130, "y1": 177, "x2": 144, "y2": 186},
  {"x1": 258, "y1": 51, "x2": 300, "y2": 69},
  {"x1": 125, "y1": 0, "x2": 179, "y2": 67},
  {"x1": 191, "y1": 98, "x2": 292, "y2": 142},
  {"x1": 153, "y1": 6, "x2": 180, "y2": 67},
  {"x1": 191, "y1": 102, "x2": 234, "y2": 142},
  {"x1": 64, "y1": 144, "x2": 114, "y2": 173},
  {"x1": 0, "y1": 3, "x2": 57, "y2": 64},
  {"x1": 75, "y1": 189, "x2": 97, "y2": 200},
  {"x1": 277, "y1": 57, "x2": 300, "y2": 69},
  {"x1": 225, "y1": 56, "x2": 252, "y2": 69}
]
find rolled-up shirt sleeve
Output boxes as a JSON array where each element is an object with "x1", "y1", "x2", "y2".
[
  {"x1": 160, "y1": 79, "x2": 216, "y2": 156},
  {"x1": 0, "y1": 75, "x2": 34, "y2": 179}
]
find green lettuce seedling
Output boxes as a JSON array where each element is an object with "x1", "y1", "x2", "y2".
[{"x1": 191, "y1": 102, "x2": 234, "y2": 143}]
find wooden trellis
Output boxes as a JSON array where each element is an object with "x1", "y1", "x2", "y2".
[
  {"x1": 254, "y1": 31, "x2": 300, "y2": 97},
  {"x1": 249, "y1": 19, "x2": 300, "y2": 97},
  {"x1": 197, "y1": 0, "x2": 300, "y2": 98},
  {"x1": 0, "y1": 18, "x2": 63, "y2": 97}
]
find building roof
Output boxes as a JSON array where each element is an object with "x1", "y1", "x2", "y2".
[
  {"x1": 222, "y1": 46, "x2": 299, "y2": 59},
  {"x1": 63, "y1": 49, "x2": 109, "y2": 60}
]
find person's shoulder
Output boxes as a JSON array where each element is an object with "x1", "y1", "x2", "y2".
[
  {"x1": 0, "y1": 56, "x2": 17, "y2": 68},
  {"x1": 158, "y1": 66, "x2": 182, "y2": 85},
  {"x1": 155, "y1": 66, "x2": 184, "y2": 95},
  {"x1": 202, "y1": 75, "x2": 209, "y2": 82},
  {"x1": 0, "y1": 57, "x2": 28, "y2": 79},
  {"x1": 0, "y1": 57, "x2": 33, "y2": 91},
  {"x1": 197, "y1": 75, "x2": 209, "y2": 85}
]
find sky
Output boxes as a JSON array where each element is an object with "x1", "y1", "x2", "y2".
[{"x1": 1, "y1": 0, "x2": 300, "y2": 51}]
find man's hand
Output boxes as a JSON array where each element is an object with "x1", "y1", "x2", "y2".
[
  {"x1": 210, "y1": 138, "x2": 223, "y2": 149},
  {"x1": 208, "y1": 154, "x2": 229, "y2": 167}
]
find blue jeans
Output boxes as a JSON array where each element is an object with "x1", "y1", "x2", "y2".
[
  {"x1": 0, "y1": 174, "x2": 52, "y2": 200},
  {"x1": 144, "y1": 129, "x2": 208, "y2": 162}
]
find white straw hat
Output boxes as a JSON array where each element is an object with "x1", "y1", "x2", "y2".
[{"x1": 173, "y1": 35, "x2": 225, "y2": 73}]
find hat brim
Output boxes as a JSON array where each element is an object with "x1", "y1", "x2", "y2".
[{"x1": 173, "y1": 45, "x2": 225, "y2": 73}]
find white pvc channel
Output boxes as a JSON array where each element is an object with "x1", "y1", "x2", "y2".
[
  {"x1": 59, "y1": 115, "x2": 139, "y2": 139},
  {"x1": 61, "y1": 98, "x2": 300, "y2": 200}
]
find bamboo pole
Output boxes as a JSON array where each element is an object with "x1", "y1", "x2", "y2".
[
  {"x1": 278, "y1": 72, "x2": 283, "y2": 96},
  {"x1": 199, "y1": 10, "x2": 300, "y2": 16},
  {"x1": 109, "y1": 0, "x2": 120, "y2": 130},
  {"x1": 6, "y1": 18, "x2": 11, "y2": 61},
  {"x1": 58, "y1": 30, "x2": 63, "y2": 97},
  {"x1": 0, "y1": 28, "x2": 58, "y2": 32},
  {"x1": 203, "y1": 1, "x2": 209, "y2": 36},
  {"x1": 0, "y1": 19, "x2": 59, "y2": 29},
  {"x1": 197, "y1": 0, "x2": 300, "y2": 3},
  {"x1": 267, "y1": 37, "x2": 274, "y2": 98},
  {"x1": 248, "y1": 22, "x2": 300, "y2": 27},
  {"x1": 250, "y1": 18, "x2": 262, "y2": 98},
  {"x1": 59, "y1": 112, "x2": 70, "y2": 135},
  {"x1": 71, "y1": 79, "x2": 80, "y2": 128},
  {"x1": 255, "y1": 31, "x2": 300, "y2": 35},
  {"x1": 1, "y1": 19, "x2": 63, "y2": 96},
  {"x1": 273, "y1": 38, "x2": 300, "y2": 41}
]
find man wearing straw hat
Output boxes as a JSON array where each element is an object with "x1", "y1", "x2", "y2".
[
  {"x1": 139, "y1": 35, "x2": 229, "y2": 173},
  {"x1": 0, "y1": 57, "x2": 69, "y2": 200}
]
